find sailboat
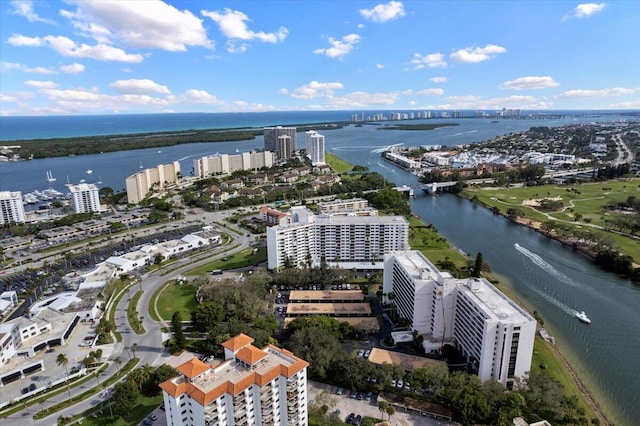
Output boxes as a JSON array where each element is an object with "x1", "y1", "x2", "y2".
[
  {"x1": 139, "y1": 161, "x2": 144, "y2": 169},
  {"x1": 64, "y1": 176, "x2": 72, "y2": 187},
  {"x1": 46, "y1": 171, "x2": 57, "y2": 182},
  {"x1": 97, "y1": 176, "x2": 103, "y2": 184}
]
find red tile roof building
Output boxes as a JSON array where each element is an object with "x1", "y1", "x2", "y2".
[{"x1": 160, "y1": 333, "x2": 309, "y2": 426}]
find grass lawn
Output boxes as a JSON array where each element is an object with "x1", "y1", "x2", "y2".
[
  {"x1": 325, "y1": 151, "x2": 353, "y2": 174},
  {"x1": 156, "y1": 281, "x2": 198, "y2": 321},
  {"x1": 531, "y1": 336, "x2": 596, "y2": 420},
  {"x1": 187, "y1": 246, "x2": 267, "y2": 276},
  {"x1": 77, "y1": 395, "x2": 163, "y2": 426},
  {"x1": 408, "y1": 216, "x2": 471, "y2": 272},
  {"x1": 463, "y1": 178, "x2": 640, "y2": 262}
]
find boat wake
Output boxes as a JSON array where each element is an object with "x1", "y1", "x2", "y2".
[
  {"x1": 450, "y1": 130, "x2": 478, "y2": 137},
  {"x1": 514, "y1": 243, "x2": 579, "y2": 316},
  {"x1": 514, "y1": 243, "x2": 587, "y2": 292}
]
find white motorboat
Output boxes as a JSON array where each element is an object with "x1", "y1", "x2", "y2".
[
  {"x1": 575, "y1": 311, "x2": 591, "y2": 324},
  {"x1": 86, "y1": 169, "x2": 93, "y2": 174},
  {"x1": 46, "y1": 170, "x2": 57, "y2": 182}
]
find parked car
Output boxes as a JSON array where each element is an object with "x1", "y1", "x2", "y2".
[
  {"x1": 335, "y1": 387, "x2": 345, "y2": 395},
  {"x1": 365, "y1": 391, "x2": 373, "y2": 401},
  {"x1": 397, "y1": 379, "x2": 404, "y2": 389},
  {"x1": 353, "y1": 414, "x2": 362, "y2": 425},
  {"x1": 346, "y1": 413, "x2": 355, "y2": 423}
]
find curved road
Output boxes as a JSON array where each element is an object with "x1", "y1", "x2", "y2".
[{"x1": 5, "y1": 212, "x2": 252, "y2": 426}]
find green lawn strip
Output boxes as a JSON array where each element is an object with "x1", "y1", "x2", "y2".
[
  {"x1": 187, "y1": 246, "x2": 267, "y2": 275},
  {"x1": 408, "y1": 216, "x2": 469, "y2": 270},
  {"x1": 33, "y1": 358, "x2": 139, "y2": 419},
  {"x1": 309, "y1": 414, "x2": 349, "y2": 426},
  {"x1": 126, "y1": 290, "x2": 145, "y2": 334},
  {"x1": 0, "y1": 363, "x2": 108, "y2": 419},
  {"x1": 155, "y1": 281, "x2": 198, "y2": 322},
  {"x1": 325, "y1": 151, "x2": 353, "y2": 173},
  {"x1": 64, "y1": 395, "x2": 163, "y2": 426},
  {"x1": 531, "y1": 337, "x2": 596, "y2": 420},
  {"x1": 491, "y1": 282, "x2": 597, "y2": 421},
  {"x1": 147, "y1": 280, "x2": 173, "y2": 322}
]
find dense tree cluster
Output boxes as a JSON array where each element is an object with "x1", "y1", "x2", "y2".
[
  {"x1": 364, "y1": 187, "x2": 411, "y2": 215},
  {"x1": 285, "y1": 319, "x2": 593, "y2": 426},
  {"x1": 111, "y1": 364, "x2": 177, "y2": 418}
]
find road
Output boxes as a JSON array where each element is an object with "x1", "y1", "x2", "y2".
[{"x1": 3, "y1": 211, "x2": 252, "y2": 425}]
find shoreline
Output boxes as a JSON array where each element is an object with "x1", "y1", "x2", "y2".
[{"x1": 492, "y1": 271, "x2": 612, "y2": 425}]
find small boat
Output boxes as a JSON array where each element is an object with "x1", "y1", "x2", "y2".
[
  {"x1": 97, "y1": 176, "x2": 103, "y2": 184},
  {"x1": 158, "y1": 150, "x2": 162, "y2": 153},
  {"x1": 575, "y1": 311, "x2": 591, "y2": 324},
  {"x1": 139, "y1": 161, "x2": 144, "y2": 169},
  {"x1": 86, "y1": 169, "x2": 93, "y2": 174},
  {"x1": 46, "y1": 171, "x2": 57, "y2": 182},
  {"x1": 64, "y1": 176, "x2": 72, "y2": 187}
]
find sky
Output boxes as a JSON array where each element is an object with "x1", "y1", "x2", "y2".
[{"x1": 0, "y1": 0, "x2": 639, "y2": 116}]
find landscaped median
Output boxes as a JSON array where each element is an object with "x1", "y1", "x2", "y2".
[{"x1": 32, "y1": 358, "x2": 139, "y2": 420}]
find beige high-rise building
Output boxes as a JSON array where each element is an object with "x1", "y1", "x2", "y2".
[
  {"x1": 193, "y1": 151, "x2": 274, "y2": 178},
  {"x1": 160, "y1": 334, "x2": 309, "y2": 426},
  {"x1": 125, "y1": 161, "x2": 181, "y2": 204}
]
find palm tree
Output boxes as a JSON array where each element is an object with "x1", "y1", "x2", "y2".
[{"x1": 56, "y1": 353, "x2": 71, "y2": 399}]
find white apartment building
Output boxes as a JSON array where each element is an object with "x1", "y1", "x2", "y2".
[
  {"x1": 125, "y1": 161, "x2": 181, "y2": 204},
  {"x1": 267, "y1": 214, "x2": 409, "y2": 270},
  {"x1": 264, "y1": 127, "x2": 297, "y2": 155},
  {"x1": 277, "y1": 135, "x2": 293, "y2": 160},
  {"x1": 316, "y1": 198, "x2": 377, "y2": 217},
  {"x1": 193, "y1": 151, "x2": 275, "y2": 178},
  {"x1": 383, "y1": 250, "x2": 536, "y2": 387},
  {"x1": 160, "y1": 334, "x2": 309, "y2": 426},
  {"x1": 0, "y1": 191, "x2": 25, "y2": 224},
  {"x1": 304, "y1": 131, "x2": 325, "y2": 165},
  {"x1": 68, "y1": 183, "x2": 101, "y2": 213}
]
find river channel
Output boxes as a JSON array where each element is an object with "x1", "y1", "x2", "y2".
[
  {"x1": 331, "y1": 143, "x2": 639, "y2": 426},
  {"x1": 1, "y1": 116, "x2": 638, "y2": 424}
]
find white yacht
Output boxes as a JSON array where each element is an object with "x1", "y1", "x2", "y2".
[{"x1": 575, "y1": 311, "x2": 591, "y2": 324}]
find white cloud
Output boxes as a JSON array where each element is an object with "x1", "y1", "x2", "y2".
[
  {"x1": 376, "y1": 63, "x2": 385, "y2": 69},
  {"x1": 8, "y1": 34, "x2": 43, "y2": 46},
  {"x1": 567, "y1": 3, "x2": 607, "y2": 19},
  {"x1": 450, "y1": 44, "x2": 506, "y2": 63},
  {"x1": 410, "y1": 52, "x2": 446, "y2": 69},
  {"x1": 557, "y1": 87, "x2": 637, "y2": 98},
  {"x1": 109, "y1": 79, "x2": 170, "y2": 95},
  {"x1": 181, "y1": 89, "x2": 221, "y2": 105},
  {"x1": 360, "y1": 1, "x2": 406, "y2": 23},
  {"x1": 63, "y1": 0, "x2": 213, "y2": 51},
  {"x1": 501, "y1": 76, "x2": 560, "y2": 90},
  {"x1": 202, "y1": 7, "x2": 288, "y2": 51},
  {"x1": 9, "y1": 0, "x2": 53, "y2": 23},
  {"x1": 327, "y1": 91, "x2": 399, "y2": 108},
  {"x1": 609, "y1": 100, "x2": 640, "y2": 108},
  {"x1": 225, "y1": 41, "x2": 249, "y2": 54},
  {"x1": 401, "y1": 88, "x2": 444, "y2": 96},
  {"x1": 25, "y1": 80, "x2": 59, "y2": 89},
  {"x1": 313, "y1": 34, "x2": 361, "y2": 60},
  {"x1": 278, "y1": 88, "x2": 289, "y2": 95},
  {"x1": 430, "y1": 76, "x2": 448, "y2": 83},
  {"x1": 1, "y1": 62, "x2": 56, "y2": 74},
  {"x1": 291, "y1": 81, "x2": 344, "y2": 99},
  {"x1": 43, "y1": 35, "x2": 144, "y2": 63},
  {"x1": 59, "y1": 63, "x2": 85, "y2": 74}
]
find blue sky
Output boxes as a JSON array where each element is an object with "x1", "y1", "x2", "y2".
[{"x1": 0, "y1": 0, "x2": 638, "y2": 115}]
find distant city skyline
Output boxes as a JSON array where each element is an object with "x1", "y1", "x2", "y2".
[{"x1": 1, "y1": 0, "x2": 639, "y2": 116}]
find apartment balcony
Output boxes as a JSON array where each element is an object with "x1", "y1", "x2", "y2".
[
  {"x1": 204, "y1": 412, "x2": 219, "y2": 422},
  {"x1": 204, "y1": 404, "x2": 219, "y2": 415},
  {"x1": 234, "y1": 407, "x2": 247, "y2": 419}
]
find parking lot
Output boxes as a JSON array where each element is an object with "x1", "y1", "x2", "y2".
[{"x1": 308, "y1": 381, "x2": 454, "y2": 426}]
